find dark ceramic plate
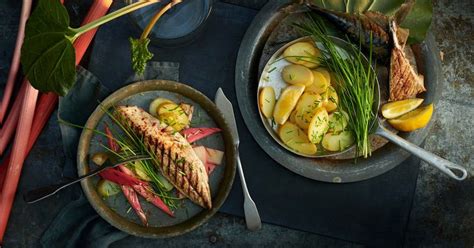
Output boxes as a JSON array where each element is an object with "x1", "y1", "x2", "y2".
[
  {"x1": 77, "y1": 80, "x2": 236, "y2": 238},
  {"x1": 235, "y1": 0, "x2": 441, "y2": 183}
]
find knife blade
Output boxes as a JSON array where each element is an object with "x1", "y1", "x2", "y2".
[
  {"x1": 214, "y1": 88, "x2": 262, "y2": 231},
  {"x1": 215, "y1": 88, "x2": 240, "y2": 146}
]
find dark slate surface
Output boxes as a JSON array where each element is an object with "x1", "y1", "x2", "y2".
[
  {"x1": 1, "y1": 0, "x2": 473, "y2": 247},
  {"x1": 0, "y1": 0, "x2": 21, "y2": 98}
]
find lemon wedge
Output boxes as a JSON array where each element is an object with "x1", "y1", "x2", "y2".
[
  {"x1": 388, "y1": 104, "x2": 433, "y2": 132},
  {"x1": 381, "y1": 98, "x2": 424, "y2": 119}
]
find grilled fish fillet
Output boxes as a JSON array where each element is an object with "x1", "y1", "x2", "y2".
[
  {"x1": 389, "y1": 20, "x2": 426, "y2": 101},
  {"x1": 116, "y1": 105, "x2": 212, "y2": 209}
]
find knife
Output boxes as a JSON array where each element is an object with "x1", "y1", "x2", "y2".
[{"x1": 215, "y1": 88, "x2": 262, "y2": 231}]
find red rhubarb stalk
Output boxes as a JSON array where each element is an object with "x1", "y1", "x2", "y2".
[
  {"x1": 104, "y1": 124, "x2": 119, "y2": 152},
  {"x1": 0, "y1": 83, "x2": 39, "y2": 240},
  {"x1": 121, "y1": 185, "x2": 148, "y2": 226},
  {"x1": 0, "y1": 0, "x2": 113, "y2": 171},
  {"x1": 0, "y1": 80, "x2": 27, "y2": 155},
  {"x1": 0, "y1": 0, "x2": 114, "y2": 241},
  {"x1": 99, "y1": 168, "x2": 147, "y2": 226},
  {"x1": 181, "y1": 127, "x2": 221, "y2": 143},
  {"x1": 73, "y1": 0, "x2": 113, "y2": 64},
  {"x1": 99, "y1": 169, "x2": 146, "y2": 186},
  {"x1": 0, "y1": 0, "x2": 32, "y2": 124},
  {"x1": 104, "y1": 123, "x2": 150, "y2": 224},
  {"x1": 118, "y1": 166, "x2": 174, "y2": 217}
]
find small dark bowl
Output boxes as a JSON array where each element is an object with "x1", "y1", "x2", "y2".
[{"x1": 126, "y1": 0, "x2": 213, "y2": 47}]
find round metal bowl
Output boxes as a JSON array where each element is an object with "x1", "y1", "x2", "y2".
[
  {"x1": 77, "y1": 80, "x2": 236, "y2": 238},
  {"x1": 235, "y1": 0, "x2": 441, "y2": 183}
]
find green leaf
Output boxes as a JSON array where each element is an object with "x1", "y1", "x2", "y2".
[
  {"x1": 400, "y1": 0, "x2": 433, "y2": 44},
  {"x1": 311, "y1": 0, "x2": 433, "y2": 43},
  {"x1": 367, "y1": 0, "x2": 404, "y2": 14},
  {"x1": 21, "y1": 0, "x2": 76, "y2": 96},
  {"x1": 348, "y1": 0, "x2": 373, "y2": 13},
  {"x1": 20, "y1": 0, "x2": 159, "y2": 96},
  {"x1": 129, "y1": 37, "x2": 154, "y2": 75}
]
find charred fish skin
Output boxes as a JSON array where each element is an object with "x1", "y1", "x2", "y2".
[
  {"x1": 305, "y1": 2, "x2": 391, "y2": 60},
  {"x1": 116, "y1": 106, "x2": 212, "y2": 209}
]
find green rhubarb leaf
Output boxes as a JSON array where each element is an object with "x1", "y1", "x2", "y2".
[
  {"x1": 400, "y1": 0, "x2": 433, "y2": 44},
  {"x1": 311, "y1": 0, "x2": 433, "y2": 43},
  {"x1": 21, "y1": 0, "x2": 76, "y2": 96},
  {"x1": 20, "y1": 0, "x2": 159, "y2": 96},
  {"x1": 129, "y1": 37, "x2": 154, "y2": 75}
]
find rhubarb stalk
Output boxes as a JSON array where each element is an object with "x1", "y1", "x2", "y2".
[
  {"x1": 104, "y1": 123, "x2": 149, "y2": 225},
  {"x1": 0, "y1": 0, "x2": 113, "y2": 241},
  {"x1": 0, "y1": 0, "x2": 32, "y2": 124},
  {"x1": 0, "y1": 80, "x2": 27, "y2": 155},
  {"x1": 0, "y1": 83, "x2": 39, "y2": 240}
]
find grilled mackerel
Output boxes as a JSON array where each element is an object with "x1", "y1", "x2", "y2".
[
  {"x1": 116, "y1": 106, "x2": 212, "y2": 209},
  {"x1": 389, "y1": 20, "x2": 425, "y2": 101}
]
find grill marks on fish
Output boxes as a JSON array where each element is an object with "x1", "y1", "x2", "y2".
[
  {"x1": 389, "y1": 20, "x2": 425, "y2": 101},
  {"x1": 116, "y1": 106, "x2": 212, "y2": 209}
]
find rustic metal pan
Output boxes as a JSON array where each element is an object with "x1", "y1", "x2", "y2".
[
  {"x1": 77, "y1": 80, "x2": 236, "y2": 238},
  {"x1": 235, "y1": 0, "x2": 443, "y2": 183}
]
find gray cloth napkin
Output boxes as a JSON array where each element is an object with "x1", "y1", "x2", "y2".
[{"x1": 40, "y1": 62, "x2": 179, "y2": 248}]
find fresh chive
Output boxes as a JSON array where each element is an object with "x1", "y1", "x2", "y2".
[{"x1": 294, "y1": 14, "x2": 376, "y2": 158}]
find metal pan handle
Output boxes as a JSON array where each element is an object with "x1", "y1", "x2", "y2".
[{"x1": 375, "y1": 125, "x2": 468, "y2": 181}]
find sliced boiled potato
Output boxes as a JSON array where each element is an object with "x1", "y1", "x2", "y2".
[
  {"x1": 294, "y1": 93, "x2": 323, "y2": 129},
  {"x1": 305, "y1": 70, "x2": 329, "y2": 94},
  {"x1": 314, "y1": 68, "x2": 330, "y2": 83},
  {"x1": 322, "y1": 86, "x2": 338, "y2": 112},
  {"x1": 133, "y1": 161, "x2": 151, "y2": 181},
  {"x1": 149, "y1": 97, "x2": 174, "y2": 117},
  {"x1": 97, "y1": 179, "x2": 121, "y2": 197},
  {"x1": 322, "y1": 131, "x2": 355, "y2": 152},
  {"x1": 289, "y1": 109, "x2": 298, "y2": 124},
  {"x1": 281, "y1": 65, "x2": 314, "y2": 86},
  {"x1": 273, "y1": 85, "x2": 305, "y2": 125},
  {"x1": 278, "y1": 122, "x2": 317, "y2": 155},
  {"x1": 283, "y1": 41, "x2": 320, "y2": 68},
  {"x1": 328, "y1": 110, "x2": 349, "y2": 133},
  {"x1": 158, "y1": 103, "x2": 190, "y2": 131},
  {"x1": 307, "y1": 107, "x2": 329, "y2": 144},
  {"x1": 259, "y1": 87, "x2": 276, "y2": 118}
]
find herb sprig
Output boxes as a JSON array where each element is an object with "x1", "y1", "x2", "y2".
[{"x1": 129, "y1": 0, "x2": 182, "y2": 74}]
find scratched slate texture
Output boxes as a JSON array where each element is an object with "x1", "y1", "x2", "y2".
[
  {"x1": 0, "y1": 0, "x2": 473, "y2": 247},
  {"x1": 404, "y1": 0, "x2": 474, "y2": 247}
]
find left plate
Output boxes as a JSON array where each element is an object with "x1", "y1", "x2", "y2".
[{"x1": 77, "y1": 80, "x2": 236, "y2": 238}]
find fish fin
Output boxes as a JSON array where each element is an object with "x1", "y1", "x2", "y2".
[
  {"x1": 397, "y1": 27, "x2": 410, "y2": 48},
  {"x1": 394, "y1": 0, "x2": 415, "y2": 25}
]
